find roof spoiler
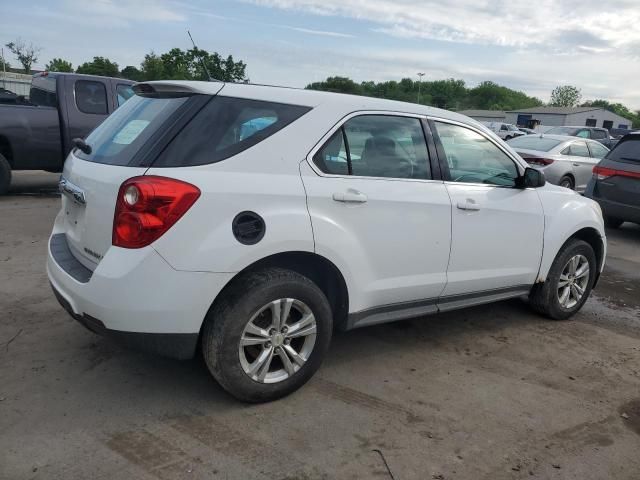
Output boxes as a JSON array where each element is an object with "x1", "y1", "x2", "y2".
[{"x1": 132, "y1": 81, "x2": 224, "y2": 98}]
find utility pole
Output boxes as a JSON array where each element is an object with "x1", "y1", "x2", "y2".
[
  {"x1": 1, "y1": 48, "x2": 6, "y2": 90},
  {"x1": 417, "y1": 72, "x2": 425, "y2": 104}
]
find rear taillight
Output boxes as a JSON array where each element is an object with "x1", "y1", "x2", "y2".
[
  {"x1": 592, "y1": 166, "x2": 640, "y2": 181},
  {"x1": 113, "y1": 176, "x2": 200, "y2": 248},
  {"x1": 525, "y1": 157, "x2": 554, "y2": 166}
]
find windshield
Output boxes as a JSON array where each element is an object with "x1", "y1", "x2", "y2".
[
  {"x1": 75, "y1": 94, "x2": 190, "y2": 166},
  {"x1": 546, "y1": 126, "x2": 578, "y2": 136},
  {"x1": 507, "y1": 136, "x2": 563, "y2": 152}
]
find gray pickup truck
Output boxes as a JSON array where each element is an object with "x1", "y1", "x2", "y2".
[{"x1": 0, "y1": 72, "x2": 134, "y2": 194}]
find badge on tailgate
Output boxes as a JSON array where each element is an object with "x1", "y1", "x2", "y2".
[{"x1": 59, "y1": 177, "x2": 86, "y2": 205}]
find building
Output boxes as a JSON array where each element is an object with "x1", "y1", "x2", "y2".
[
  {"x1": 457, "y1": 109, "x2": 506, "y2": 123},
  {"x1": 0, "y1": 71, "x2": 32, "y2": 97},
  {"x1": 504, "y1": 107, "x2": 631, "y2": 131}
]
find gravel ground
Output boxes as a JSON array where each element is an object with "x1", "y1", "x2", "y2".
[{"x1": 1, "y1": 171, "x2": 639, "y2": 480}]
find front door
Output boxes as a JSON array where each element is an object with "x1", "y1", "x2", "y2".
[
  {"x1": 301, "y1": 113, "x2": 452, "y2": 315},
  {"x1": 563, "y1": 140, "x2": 598, "y2": 191},
  {"x1": 429, "y1": 119, "x2": 544, "y2": 299}
]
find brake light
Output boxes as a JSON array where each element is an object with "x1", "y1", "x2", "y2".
[
  {"x1": 592, "y1": 166, "x2": 640, "y2": 181},
  {"x1": 113, "y1": 176, "x2": 200, "y2": 248},
  {"x1": 525, "y1": 157, "x2": 554, "y2": 166}
]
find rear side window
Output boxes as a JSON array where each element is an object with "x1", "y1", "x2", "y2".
[
  {"x1": 591, "y1": 129, "x2": 607, "y2": 140},
  {"x1": 75, "y1": 94, "x2": 189, "y2": 165},
  {"x1": 608, "y1": 138, "x2": 640, "y2": 163},
  {"x1": 30, "y1": 75, "x2": 58, "y2": 107},
  {"x1": 153, "y1": 97, "x2": 311, "y2": 167},
  {"x1": 562, "y1": 141, "x2": 590, "y2": 157},
  {"x1": 75, "y1": 80, "x2": 108, "y2": 114}
]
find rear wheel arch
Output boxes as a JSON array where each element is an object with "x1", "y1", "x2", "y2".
[
  {"x1": 201, "y1": 251, "x2": 349, "y2": 338},
  {"x1": 0, "y1": 136, "x2": 13, "y2": 166}
]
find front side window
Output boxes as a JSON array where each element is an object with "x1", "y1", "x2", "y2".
[
  {"x1": 433, "y1": 121, "x2": 519, "y2": 187},
  {"x1": 116, "y1": 84, "x2": 135, "y2": 106},
  {"x1": 588, "y1": 142, "x2": 609, "y2": 159},
  {"x1": 313, "y1": 115, "x2": 431, "y2": 180},
  {"x1": 75, "y1": 80, "x2": 107, "y2": 114},
  {"x1": 154, "y1": 97, "x2": 311, "y2": 167}
]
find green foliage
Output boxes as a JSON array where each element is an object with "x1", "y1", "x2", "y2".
[
  {"x1": 306, "y1": 76, "x2": 543, "y2": 111},
  {"x1": 5, "y1": 38, "x2": 41, "y2": 73},
  {"x1": 120, "y1": 65, "x2": 143, "y2": 82},
  {"x1": 45, "y1": 58, "x2": 73, "y2": 73},
  {"x1": 549, "y1": 85, "x2": 582, "y2": 107},
  {"x1": 138, "y1": 48, "x2": 247, "y2": 82},
  {"x1": 76, "y1": 56, "x2": 120, "y2": 77}
]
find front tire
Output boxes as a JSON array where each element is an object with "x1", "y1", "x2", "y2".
[
  {"x1": 202, "y1": 268, "x2": 333, "y2": 402},
  {"x1": 0, "y1": 154, "x2": 11, "y2": 195},
  {"x1": 529, "y1": 239, "x2": 597, "y2": 320}
]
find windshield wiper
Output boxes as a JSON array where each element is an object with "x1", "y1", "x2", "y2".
[{"x1": 72, "y1": 138, "x2": 92, "y2": 155}]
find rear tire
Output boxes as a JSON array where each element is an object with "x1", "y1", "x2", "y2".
[
  {"x1": 201, "y1": 268, "x2": 333, "y2": 403},
  {"x1": 0, "y1": 154, "x2": 11, "y2": 195},
  {"x1": 559, "y1": 175, "x2": 574, "y2": 190},
  {"x1": 529, "y1": 239, "x2": 597, "y2": 320},
  {"x1": 604, "y1": 216, "x2": 623, "y2": 229}
]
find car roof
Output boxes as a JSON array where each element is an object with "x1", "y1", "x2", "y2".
[
  {"x1": 137, "y1": 80, "x2": 476, "y2": 125},
  {"x1": 549, "y1": 125, "x2": 604, "y2": 130}
]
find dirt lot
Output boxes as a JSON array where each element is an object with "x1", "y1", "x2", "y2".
[{"x1": 1, "y1": 172, "x2": 640, "y2": 480}]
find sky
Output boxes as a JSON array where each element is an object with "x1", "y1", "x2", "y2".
[{"x1": 1, "y1": 0, "x2": 639, "y2": 108}]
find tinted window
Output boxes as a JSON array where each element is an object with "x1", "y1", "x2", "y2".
[
  {"x1": 154, "y1": 97, "x2": 310, "y2": 167},
  {"x1": 313, "y1": 115, "x2": 430, "y2": 180},
  {"x1": 116, "y1": 84, "x2": 134, "y2": 106},
  {"x1": 588, "y1": 142, "x2": 609, "y2": 159},
  {"x1": 591, "y1": 129, "x2": 607, "y2": 140},
  {"x1": 562, "y1": 141, "x2": 590, "y2": 157},
  {"x1": 76, "y1": 94, "x2": 189, "y2": 165},
  {"x1": 433, "y1": 121, "x2": 518, "y2": 187},
  {"x1": 576, "y1": 130, "x2": 590, "y2": 138},
  {"x1": 29, "y1": 75, "x2": 57, "y2": 107},
  {"x1": 508, "y1": 136, "x2": 563, "y2": 152},
  {"x1": 75, "y1": 80, "x2": 107, "y2": 114},
  {"x1": 546, "y1": 127, "x2": 577, "y2": 136},
  {"x1": 608, "y1": 138, "x2": 640, "y2": 163}
]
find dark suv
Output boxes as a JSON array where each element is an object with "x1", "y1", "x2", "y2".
[
  {"x1": 545, "y1": 126, "x2": 618, "y2": 149},
  {"x1": 585, "y1": 132, "x2": 640, "y2": 228}
]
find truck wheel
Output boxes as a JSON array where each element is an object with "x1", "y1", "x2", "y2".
[
  {"x1": 529, "y1": 239, "x2": 597, "y2": 320},
  {"x1": 0, "y1": 154, "x2": 11, "y2": 195},
  {"x1": 201, "y1": 268, "x2": 333, "y2": 403}
]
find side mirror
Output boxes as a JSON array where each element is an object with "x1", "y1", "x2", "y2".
[{"x1": 517, "y1": 167, "x2": 546, "y2": 188}]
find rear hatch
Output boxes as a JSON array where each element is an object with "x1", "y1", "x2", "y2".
[
  {"x1": 59, "y1": 84, "x2": 217, "y2": 269},
  {"x1": 595, "y1": 136, "x2": 640, "y2": 205}
]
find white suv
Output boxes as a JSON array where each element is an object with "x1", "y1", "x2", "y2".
[
  {"x1": 48, "y1": 81, "x2": 606, "y2": 402},
  {"x1": 482, "y1": 121, "x2": 527, "y2": 141}
]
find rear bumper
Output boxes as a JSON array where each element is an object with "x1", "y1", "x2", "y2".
[
  {"x1": 594, "y1": 197, "x2": 640, "y2": 223},
  {"x1": 47, "y1": 226, "x2": 234, "y2": 359}
]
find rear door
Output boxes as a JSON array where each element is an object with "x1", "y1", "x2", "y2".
[
  {"x1": 59, "y1": 91, "x2": 207, "y2": 269},
  {"x1": 563, "y1": 140, "x2": 596, "y2": 191},
  {"x1": 429, "y1": 118, "x2": 544, "y2": 298},
  {"x1": 596, "y1": 137, "x2": 640, "y2": 207},
  {"x1": 301, "y1": 113, "x2": 452, "y2": 314}
]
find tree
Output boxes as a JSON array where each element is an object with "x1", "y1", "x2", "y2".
[
  {"x1": 120, "y1": 65, "x2": 143, "y2": 81},
  {"x1": 45, "y1": 58, "x2": 73, "y2": 72},
  {"x1": 307, "y1": 76, "x2": 363, "y2": 95},
  {"x1": 5, "y1": 38, "x2": 41, "y2": 73},
  {"x1": 550, "y1": 85, "x2": 582, "y2": 107},
  {"x1": 136, "y1": 48, "x2": 247, "y2": 82},
  {"x1": 76, "y1": 56, "x2": 119, "y2": 77},
  {"x1": 140, "y1": 52, "x2": 166, "y2": 80}
]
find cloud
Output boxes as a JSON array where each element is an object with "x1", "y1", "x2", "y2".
[
  {"x1": 284, "y1": 26, "x2": 354, "y2": 38},
  {"x1": 64, "y1": 0, "x2": 186, "y2": 27}
]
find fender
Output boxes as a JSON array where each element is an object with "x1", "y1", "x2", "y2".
[{"x1": 536, "y1": 185, "x2": 606, "y2": 282}]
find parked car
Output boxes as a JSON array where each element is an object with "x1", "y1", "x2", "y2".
[
  {"x1": 48, "y1": 81, "x2": 606, "y2": 402},
  {"x1": 585, "y1": 132, "x2": 640, "y2": 228},
  {"x1": 0, "y1": 72, "x2": 134, "y2": 194},
  {"x1": 544, "y1": 126, "x2": 618, "y2": 149},
  {"x1": 481, "y1": 121, "x2": 526, "y2": 140},
  {"x1": 508, "y1": 134, "x2": 609, "y2": 192},
  {"x1": 518, "y1": 127, "x2": 537, "y2": 135}
]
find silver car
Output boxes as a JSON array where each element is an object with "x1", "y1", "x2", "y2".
[{"x1": 507, "y1": 134, "x2": 609, "y2": 192}]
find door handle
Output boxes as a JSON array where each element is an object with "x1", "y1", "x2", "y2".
[
  {"x1": 332, "y1": 190, "x2": 368, "y2": 203},
  {"x1": 457, "y1": 199, "x2": 481, "y2": 211},
  {"x1": 572, "y1": 163, "x2": 581, "y2": 167}
]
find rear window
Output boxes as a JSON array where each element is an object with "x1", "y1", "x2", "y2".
[
  {"x1": 30, "y1": 75, "x2": 58, "y2": 108},
  {"x1": 608, "y1": 138, "x2": 640, "y2": 163},
  {"x1": 508, "y1": 136, "x2": 563, "y2": 152},
  {"x1": 75, "y1": 94, "x2": 189, "y2": 165},
  {"x1": 152, "y1": 96, "x2": 311, "y2": 167},
  {"x1": 546, "y1": 127, "x2": 577, "y2": 136}
]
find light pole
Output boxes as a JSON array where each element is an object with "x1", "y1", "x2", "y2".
[{"x1": 417, "y1": 72, "x2": 425, "y2": 104}]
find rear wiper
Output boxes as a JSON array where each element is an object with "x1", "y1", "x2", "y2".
[
  {"x1": 620, "y1": 157, "x2": 640, "y2": 162},
  {"x1": 72, "y1": 138, "x2": 92, "y2": 155}
]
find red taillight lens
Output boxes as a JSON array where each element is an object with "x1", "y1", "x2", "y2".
[
  {"x1": 113, "y1": 176, "x2": 200, "y2": 248},
  {"x1": 593, "y1": 165, "x2": 640, "y2": 181},
  {"x1": 525, "y1": 157, "x2": 554, "y2": 166}
]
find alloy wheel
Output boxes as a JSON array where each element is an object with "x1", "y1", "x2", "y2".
[
  {"x1": 557, "y1": 254, "x2": 590, "y2": 309},
  {"x1": 239, "y1": 298, "x2": 317, "y2": 383}
]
